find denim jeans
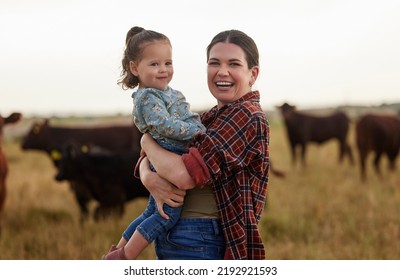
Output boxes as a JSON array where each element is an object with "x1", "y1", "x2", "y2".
[
  {"x1": 122, "y1": 144, "x2": 186, "y2": 243},
  {"x1": 154, "y1": 218, "x2": 225, "y2": 260},
  {"x1": 122, "y1": 195, "x2": 181, "y2": 243}
]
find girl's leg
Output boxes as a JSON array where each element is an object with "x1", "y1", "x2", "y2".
[
  {"x1": 121, "y1": 195, "x2": 156, "y2": 241},
  {"x1": 102, "y1": 196, "x2": 155, "y2": 260},
  {"x1": 123, "y1": 230, "x2": 150, "y2": 259},
  {"x1": 122, "y1": 203, "x2": 182, "y2": 259}
]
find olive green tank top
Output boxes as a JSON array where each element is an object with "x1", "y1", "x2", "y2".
[{"x1": 180, "y1": 184, "x2": 219, "y2": 218}]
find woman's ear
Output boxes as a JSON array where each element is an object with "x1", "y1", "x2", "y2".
[
  {"x1": 249, "y1": 66, "x2": 259, "y2": 86},
  {"x1": 129, "y1": 61, "x2": 139, "y2": 76}
]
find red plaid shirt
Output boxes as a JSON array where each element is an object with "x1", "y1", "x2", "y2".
[{"x1": 182, "y1": 91, "x2": 269, "y2": 260}]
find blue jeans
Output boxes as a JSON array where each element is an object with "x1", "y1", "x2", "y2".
[
  {"x1": 123, "y1": 194, "x2": 181, "y2": 243},
  {"x1": 154, "y1": 218, "x2": 225, "y2": 260},
  {"x1": 122, "y1": 144, "x2": 185, "y2": 243}
]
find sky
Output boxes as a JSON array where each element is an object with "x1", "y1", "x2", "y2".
[{"x1": 1, "y1": 0, "x2": 400, "y2": 117}]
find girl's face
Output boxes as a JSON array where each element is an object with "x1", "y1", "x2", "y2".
[
  {"x1": 207, "y1": 42, "x2": 259, "y2": 108},
  {"x1": 129, "y1": 40, "x2": 173, "y2": 91}
]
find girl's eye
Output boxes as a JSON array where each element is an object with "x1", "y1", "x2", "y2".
[
  {"x1": 151, "y1": 63, "x2": 159, "y2": 66},
  {"x1": 208, "y1": 61, "x2": 219, "y2": 66}
]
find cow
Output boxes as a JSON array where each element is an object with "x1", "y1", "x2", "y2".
[
  {"x1": 21, "y1": 119, "x2": 142, "y2": 221},
  {"x1": 355, "y1": 114, "x2": 400, "y2": 181},
  {"x1": 55, "y1": 145, "x2": 149, "y2": 220},
  {"x1": 22, "y1": 119, "x2": 141, "y2": 154},
  {"x1": 276, "y1": 102, "x2": 354, "y2": 167},
  {"x1": 0, "y1": 112, "x2": 22, "y2": 235}
]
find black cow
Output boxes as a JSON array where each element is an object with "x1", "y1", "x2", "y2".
[
  {"x1": 21, "y1": 119, "x2": 142, "y2": 221},
  {"x1": 276, "y1": 103, "x2": 354, "y2": 167},
  {"x1": 0, "y1": 112, "x2": 22, "y2": 235},
  {"x1": 55, "y1": 145, "x2": 149, "y2": 220},
  {"x1": 22, "y1": 119, "x2": 141, "y2": 153},
  {"x1": 356, "y1": 114, "x2": 400, "y2": 181}
]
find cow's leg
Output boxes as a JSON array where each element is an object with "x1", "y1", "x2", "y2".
[
  {"x1": 0, "y1": 179, "x2": 5, "y2": 236},
  {"x1": 70, "y1": 182, "x2": 91, "y2": 223},
  {"x1": 94, "y1": 204, "x2": 124, "y2": 221},
  {"x1": 373, "y1": 152, "x2": 383, "y2": 177},
  {"x1": 300, "y1": 143, "x2": 307, "y2": 167},
  {"x1": 387, "y1": 152, "x2": 398, "y2": 172},
  {"x1": 358, "y1": 149, "x2": 367, "y2": 181},
  {"x1": 290, "y1": 144, "x2": 297, "y2": 168},
  {"x1": 338, "y1": 140, "x2": 346, "y2": 162}
]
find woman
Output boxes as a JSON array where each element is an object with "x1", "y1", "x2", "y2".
[{"x1": 139, "y1": 29, "x2": 270, "y2": 260}]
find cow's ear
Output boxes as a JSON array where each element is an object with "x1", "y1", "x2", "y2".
[
  {"x1": 5, "y1": 112, "x2": 22, "y2": 124},
  {"x1": 66, "y1": 145, "x2": 77, "y2": 158},
  {"x1": 33, "y1": 123, "x2": 41, "y2": 134},
  {"x1": 43, "y1": 119, "x2": 50, "y2": 126}
]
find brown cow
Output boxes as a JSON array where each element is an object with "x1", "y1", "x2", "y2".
[
  {"x1": 356, "y1": 114, "x2": 400, "y2": 181},
  {"x1": 276, "y1": 103, "x2": 354, "y2": 167},
  {"x1": 0, "y1": 112, "x2": 22, "y2": 235}
]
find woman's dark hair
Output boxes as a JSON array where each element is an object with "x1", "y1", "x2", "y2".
[
  {"x1": 118, "y1": 26, "x2": 171, "y2": 89},
  {"x1": 206, "y1": 30, "x2": 259, "y2": 69}
]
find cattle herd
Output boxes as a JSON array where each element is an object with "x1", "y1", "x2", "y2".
[
  {"x1": 276, "y1": 103, "x2": 400, "y2": 181},
  {"x1": 0, "y1": 105, "x2": 399, "y2": 231}
]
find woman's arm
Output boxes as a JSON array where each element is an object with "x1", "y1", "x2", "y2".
[
  {"x1": 139, "y1": 157, "x2": 186, "y2": 219},
  {"x1": 141, "y1": 133, "x2": 196, "y2": 190}
]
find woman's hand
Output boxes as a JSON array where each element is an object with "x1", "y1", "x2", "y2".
[
  {"x1": 141, "y1": 133, "x2": 197, "y2": 190},
  {"x1": 139, "y1": 157, "x2": 186, "y2": 219}
]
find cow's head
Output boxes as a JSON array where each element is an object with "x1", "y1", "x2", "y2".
[
  {"x1": 276, "y1": 103, "x2": 296, "y2": 120},
  {"x1": 55, "y1": 144, "x2": 90, "y2": 181},
  {"x1": 21, "y1": 119, "x2": 50, "y2": 150}
]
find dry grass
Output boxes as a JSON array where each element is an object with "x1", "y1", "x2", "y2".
[{"x1": 1, "y1": 117, "x2": 399, "y2": 259}]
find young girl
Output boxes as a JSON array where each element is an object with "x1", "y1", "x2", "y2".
[{"x1": 102, "y1": 26, "x2": 205, "y2": 260}]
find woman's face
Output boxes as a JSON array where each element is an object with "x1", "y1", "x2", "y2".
[{"x1": 207, "y1": 42, "x2": 259, "y2": 108}]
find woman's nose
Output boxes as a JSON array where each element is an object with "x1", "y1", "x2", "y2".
[{"x1": 217, "y1": 65, "x2": 229, "y2": 76}]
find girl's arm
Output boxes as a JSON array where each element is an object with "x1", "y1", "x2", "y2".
[
  {"x1": 140, "y1": 133, "x2": 196, "y2": 190},
  {"x1": 139, "y1": 157, "x2": 186, "y2": 219}
]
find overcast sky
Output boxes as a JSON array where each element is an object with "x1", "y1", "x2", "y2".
[{"x1": 1, "y1": 0, "x2": 400, "y2": 117}]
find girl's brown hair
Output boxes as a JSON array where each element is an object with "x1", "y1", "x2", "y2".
[{"x1": 118, "y1": 26, "x2": 171, "y2": 89}]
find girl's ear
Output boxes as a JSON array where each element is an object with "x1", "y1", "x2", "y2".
[{"x1": 129, "y1": 61, "x2": 139, "y2": 76}]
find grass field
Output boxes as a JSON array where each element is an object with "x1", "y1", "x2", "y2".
[{"x1": 1, "y1": 115, "x2": 399, "y2": 259}]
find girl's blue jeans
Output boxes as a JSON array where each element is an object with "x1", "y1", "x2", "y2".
[
  {"x1": 122, "y1": 144, "x2": 185, "y2": 243},
  {"x1": 122, "y1": 195, "x2": 181, "y2": 243}
]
